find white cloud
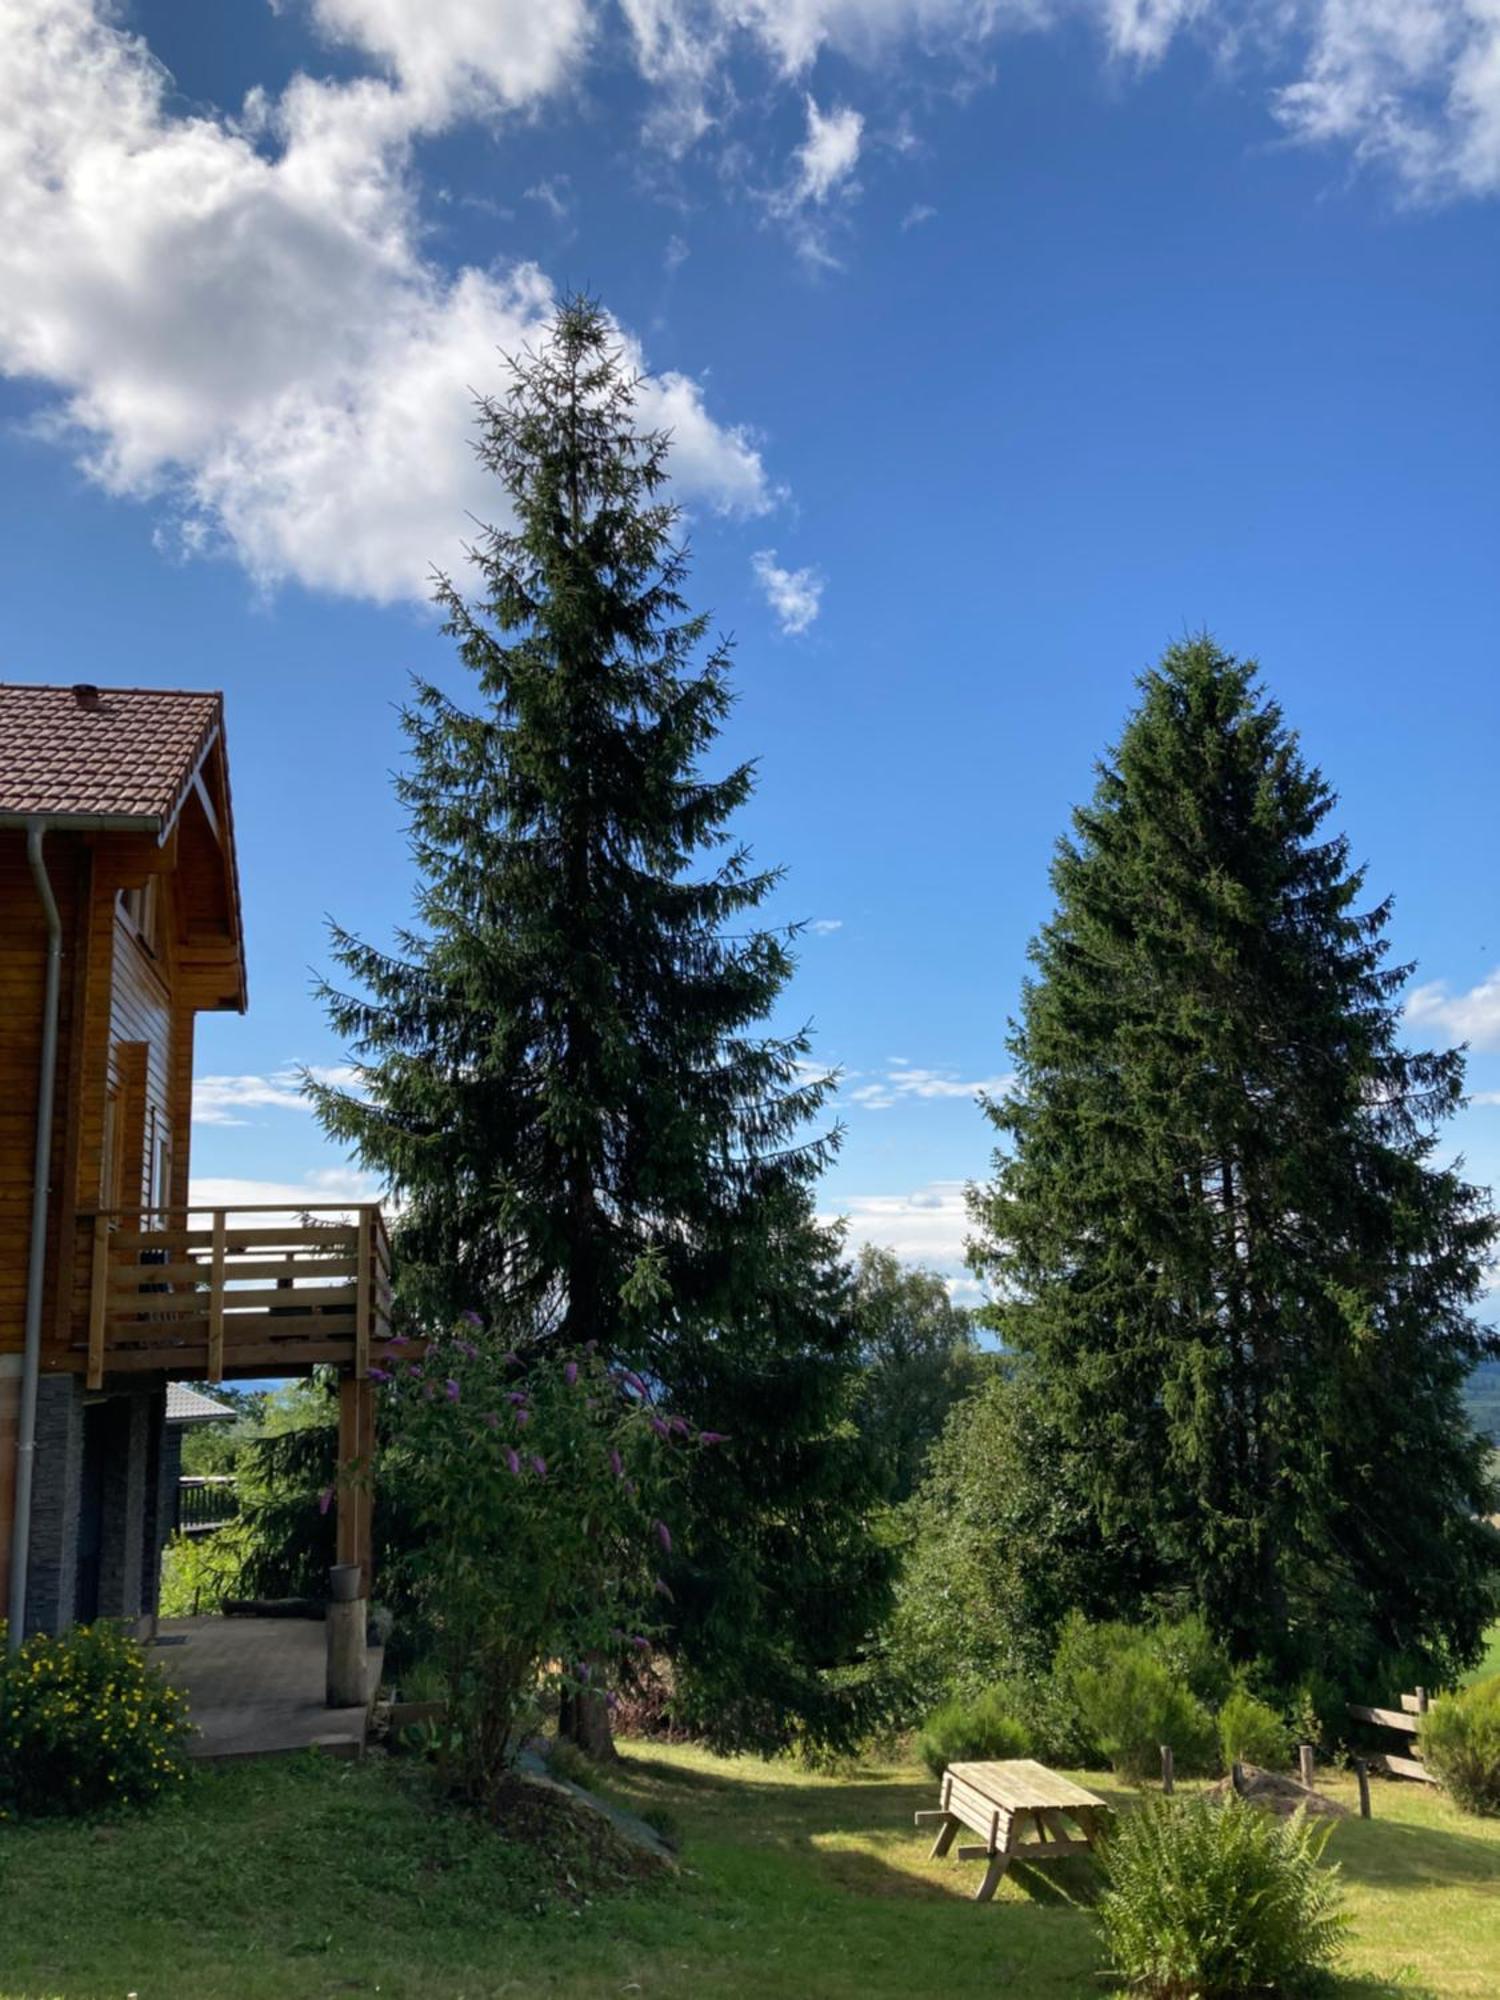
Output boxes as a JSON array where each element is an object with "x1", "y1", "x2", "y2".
[
  {"x1": 809, "y1": 917, "x2": 844, "y2": 933},
  {"x1": 624, "y1": 0, "x2": 1500, "y2": 200},
  {"x1": 308, "y1": 0, "x2": 590, "y2": 121},
  {"x1": 847, "y1": 1060, "x2": 1015, "y2": 1111},
  {"x1": 825, "y1": 1178, "x2": 983, "y2": 1292},
  {"x1": 0, "y1": 0, "x2": 772, "y2": 605},
  {"x1": 1407, "y1": 969, "x2": 1500, "y2": 1050},
  {"x1": 791, "y1": 95, "x2": 865, "y2": 203},
  {"x1": 192, "y1": 1063, "x2": 362, "y2": 1125},
  {"x1": 753, "y1": 548, "x2": 824, "y2": 631},
  {"x1": 901, "y1": 200, "x2": 937, "y2": 228},
  {"x1": 188, "y1": 1166, "x2": 384, "y2": 1212}
]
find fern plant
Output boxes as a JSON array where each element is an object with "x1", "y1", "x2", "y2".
[{"x1": 1098, "y1": 1793, "x2": 1346, "y2": 1997}]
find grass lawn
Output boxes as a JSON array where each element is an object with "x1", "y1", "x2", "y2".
[
  {"x1": 2, "y1": 1742, "x2": 1497, "y2": 1999},
  {"x1": 1462, "y1": 1620, "x2": 1500, "y2": 1686}
]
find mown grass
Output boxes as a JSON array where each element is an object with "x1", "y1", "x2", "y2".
[{"x1": 1, "y1": 1739, "x2": 1497, "y2": 1999}]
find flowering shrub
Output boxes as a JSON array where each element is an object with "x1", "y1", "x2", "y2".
[
  {"x1": 374, "y1": 1323, "x2": 716, "y2": 1806},
  {"x1": 0, "y1": 1621, "x2": 192, "y2": 1818}
]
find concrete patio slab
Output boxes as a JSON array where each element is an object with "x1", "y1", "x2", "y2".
[{"x1": 153, "y1": 1615, "x2": 383, "y2": 1760}]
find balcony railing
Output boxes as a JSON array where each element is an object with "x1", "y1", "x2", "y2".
[{"x1": 65, "y1": 1204, "x2": 393, "y2": 1388}]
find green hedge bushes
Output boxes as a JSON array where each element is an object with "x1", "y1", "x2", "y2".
[
  {"x1": 916, "y1": 1691, "x2": 1031, "y2": 1778},
  {"x1": 1218, "y1": 1687, "x2": 1294, "y2": 1772},
  {"x1": 1099, "y1": 1793, "x2": 1346, "y2": 1997},
  {"x1": 0, "y1": 1622, "x2": 192, "y2": 1818},
  {"x1": 1419, "y1": 1677, "x2": 1500, "y2": 1816}
]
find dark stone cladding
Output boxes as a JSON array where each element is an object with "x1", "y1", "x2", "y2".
[{"x1": 24, "y1": 1373, "x2": 84, "y2": 1635}]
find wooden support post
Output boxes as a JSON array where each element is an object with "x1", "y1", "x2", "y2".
[
  {"x1": 1298, "y1": 1743, "x2": 1316, "y2": 1790},
  {"x1": 1354, "y1": 1758, "x2": 1371, "y2": 1819},
  {"x1": 87, "y1": 1214, "x2": 109, "y2": 1389},
  {"x1": 207, "y1": 1209, "x2": 226, "y2": 1383},
  {"x1": 1415, "y1": 1687, "x2": 1429, "y2": 1714},
  {"x1": 336, "y1": 1373, "x2": 376, "y2": 1594},
  {"x1": 1160, "y1": 1744, "x2": 1174, "y2": 1795},
  {"x1": 355, "y1": 1207, "x2": 372, "y2": 1379}
]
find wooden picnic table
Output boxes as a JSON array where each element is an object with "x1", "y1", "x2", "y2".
[{"x1": 915, "y1": 1759, "x2": 1111, "y2": 1902}]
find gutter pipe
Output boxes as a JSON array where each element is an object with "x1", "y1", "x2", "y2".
[{"x1": 7, "y1": 821, "x2": 63, "y2": 1651}]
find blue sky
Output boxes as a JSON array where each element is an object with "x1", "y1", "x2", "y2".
[{"x1": 2, "y1": 0, "x2": 1497, "y2": 1299}]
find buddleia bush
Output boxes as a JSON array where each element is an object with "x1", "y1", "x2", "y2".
[{"x1": 1098, "y1": 1794, "x2": 1346, "y2": 1998}]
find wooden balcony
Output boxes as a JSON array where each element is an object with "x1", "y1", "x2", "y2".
[{"x1": 55, "y1": 1204, "x2": 395, "y2": 1388}]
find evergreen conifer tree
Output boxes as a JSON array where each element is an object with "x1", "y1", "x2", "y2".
[
  {"x1": 970, "y1": 637, "x2": 1498, "y2": 1690},
  {"x1": 311, "y1": 300, "x2": 889, "y2": 1747}
]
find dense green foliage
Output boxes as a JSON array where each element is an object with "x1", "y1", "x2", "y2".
[
  {"x1": 969, "y1": 638, "x2": 1499, "y2": 1691},
  {"x1": 849, "y1": 1246, "x2": 980, "y2": 1503},
  {"x1": 308, "y1": 300, "x2": 890, "y2": 1748},
  {"x1": 1217, "y1": 1687, "x2": 1294, "y2": 1772},
  {"x1": 1419, "y1": 1677, "x2": 1500, "y2": 1816},
  {"x1": 1098, "y1": 1793, "x2": 1346, "y2": 1998},
  {"x1": 914, "y1": 1691, "x2": 1030, "y2": 1777},
  {"x1": 0, "y1": 1622, "x2": 190, "y2": 1818},
  {"x1": 1054, "y1": 1614, "x2": 1228, "y2": 1780},
  {"x1": 884, "y1": 1366, "x2": 1080, "y2": 1709}
]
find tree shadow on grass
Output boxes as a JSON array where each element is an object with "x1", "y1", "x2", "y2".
[{"x1": 1322, "y1": 1811, "x2": 1500, "y2": 1892}]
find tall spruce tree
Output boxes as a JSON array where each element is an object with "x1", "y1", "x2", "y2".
[
  {"x1": 311, "y1": 299, "x2": 890, "y2": 1747},
  {"x1": 970, "y1": 638, "x2": 1499, "y2": 1691}
]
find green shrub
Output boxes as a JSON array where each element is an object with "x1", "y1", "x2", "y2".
[
  {"x1": 1218, "y1": 1686, "x2": 1293, "y2": 1772},
  {"x1": 1053, "y1": 1615, "x2": 1224, "y2": 1781},
  {"x1": 1419, "y1": 1677, "x2": 1500, "y2": 1816},
  {"x1": 158, "y1": 1523, "x2": 251, "y2": 1617},
  {"x1": 0, "y1": 1621, "x2": 192, "y2": 1818},
  {"x1": 1099, "y1": 1793, "x2": 1346, "y2": 1997},
  {"x1": 916, "y1": 1691, "x2": 1031, "y2": 1778}
]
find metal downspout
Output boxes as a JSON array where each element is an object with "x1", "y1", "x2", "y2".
[{"x1": 7, "y1": 820, "x2": 62, "y2": 1650}]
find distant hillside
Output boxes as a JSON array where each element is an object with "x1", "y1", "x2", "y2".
[{"x1": 1466, "y1": 1358, "x2": 1500, "y2": 1445}]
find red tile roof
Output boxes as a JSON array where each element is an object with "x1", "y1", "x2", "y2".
[{"x1": 0, "y1": 683, "x2": 221, "y2": 829}]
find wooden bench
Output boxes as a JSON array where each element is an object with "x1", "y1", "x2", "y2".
[{"x1": 915, "y1": 1758, "x2": 1111, "y2": 1902}]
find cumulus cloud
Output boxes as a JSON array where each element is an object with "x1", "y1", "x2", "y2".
[
  {"x1": 847, "y1": 1060, "x2": 1014, "y2": 1111},
  {"x1": 752, "y1": 548, "x2": 824, "y2": 631},
  {"x1": 808, "y1": 917, "x2": 844, "y2": 933},
  {"x1": 1407, "y1": 969, "x2": 1500, "y2": 1050},
  {"x1": 307, "y1": 0, "x2": 591, "y2": 121},
  {"x1": 825, "y1": 1178, "x2": 985, "y2": 1295},
  {"x1": 0, "y1": 0, "x2": 772, "y2": 604}
]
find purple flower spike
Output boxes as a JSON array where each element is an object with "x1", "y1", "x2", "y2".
[
  {"x1": 605, "y1": 1690, "x2": 619, "y2": 1710},
  {"x1": 531, "y1": 1454, "x2": 547, "y2": 1478},
  {"x1": 367, "y1": 1365, "x2": 391, "y2": 1383},
  {"x1": 655, "y1": 1520, "x2": 673, "y2": 1553},
  {"x1": 388, "y1": 1332, "x2": 408, "y2": 1349},
  {"x1": 697, "y1": 1431, "x2": 730, "y2": 1446},
  {"x1": 608, "y1": 1448, "x2": 624, "y2": 1479},
  {"x1": 457, "y1": 1338, "x2": 478, "y2": 1361},
  {"x1": 484, "y1": 1411, "x2": 500, "y2": 1429},
  {"x1": 445, "y1": 1378, "x2": 461, "y2": 1402},
  {"x1": 653, "y1": 1576, "x2": 672, "y2": 1599},
  {"x1": 317, "y1": 1485, "x2": 334, "y2": 1517},
  {"x1": 649, "y1": 1416, "x2": 670, "y2": 1440},
  {"x1": 515, "y1": 1406, "x2": 531, "y2": 1428},
  {"x1": 631, "y1": 1635, "x2": 650, "y2": 1652},
  {"x1": 460, "y1": 1309, "x2": 483, "y2": 1328},
  {"x1": 563, "y1": 1360, "x2": 578, "y2": 1388},
  {"x1": 504, "y1": 1447, "x2": 521, "y2": 1475},
  {"x1": 577, "y1": 1660, "x2": 591, "y2": 1683}
]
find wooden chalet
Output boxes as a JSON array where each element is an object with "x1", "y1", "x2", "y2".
[{"x1": 0, "y1": 682, "x2": 389, "y2": 1654}]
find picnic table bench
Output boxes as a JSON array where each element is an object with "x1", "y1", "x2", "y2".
[{"x1": 915, "y1": 1758, "x2": 1111, "y2": 1902}]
